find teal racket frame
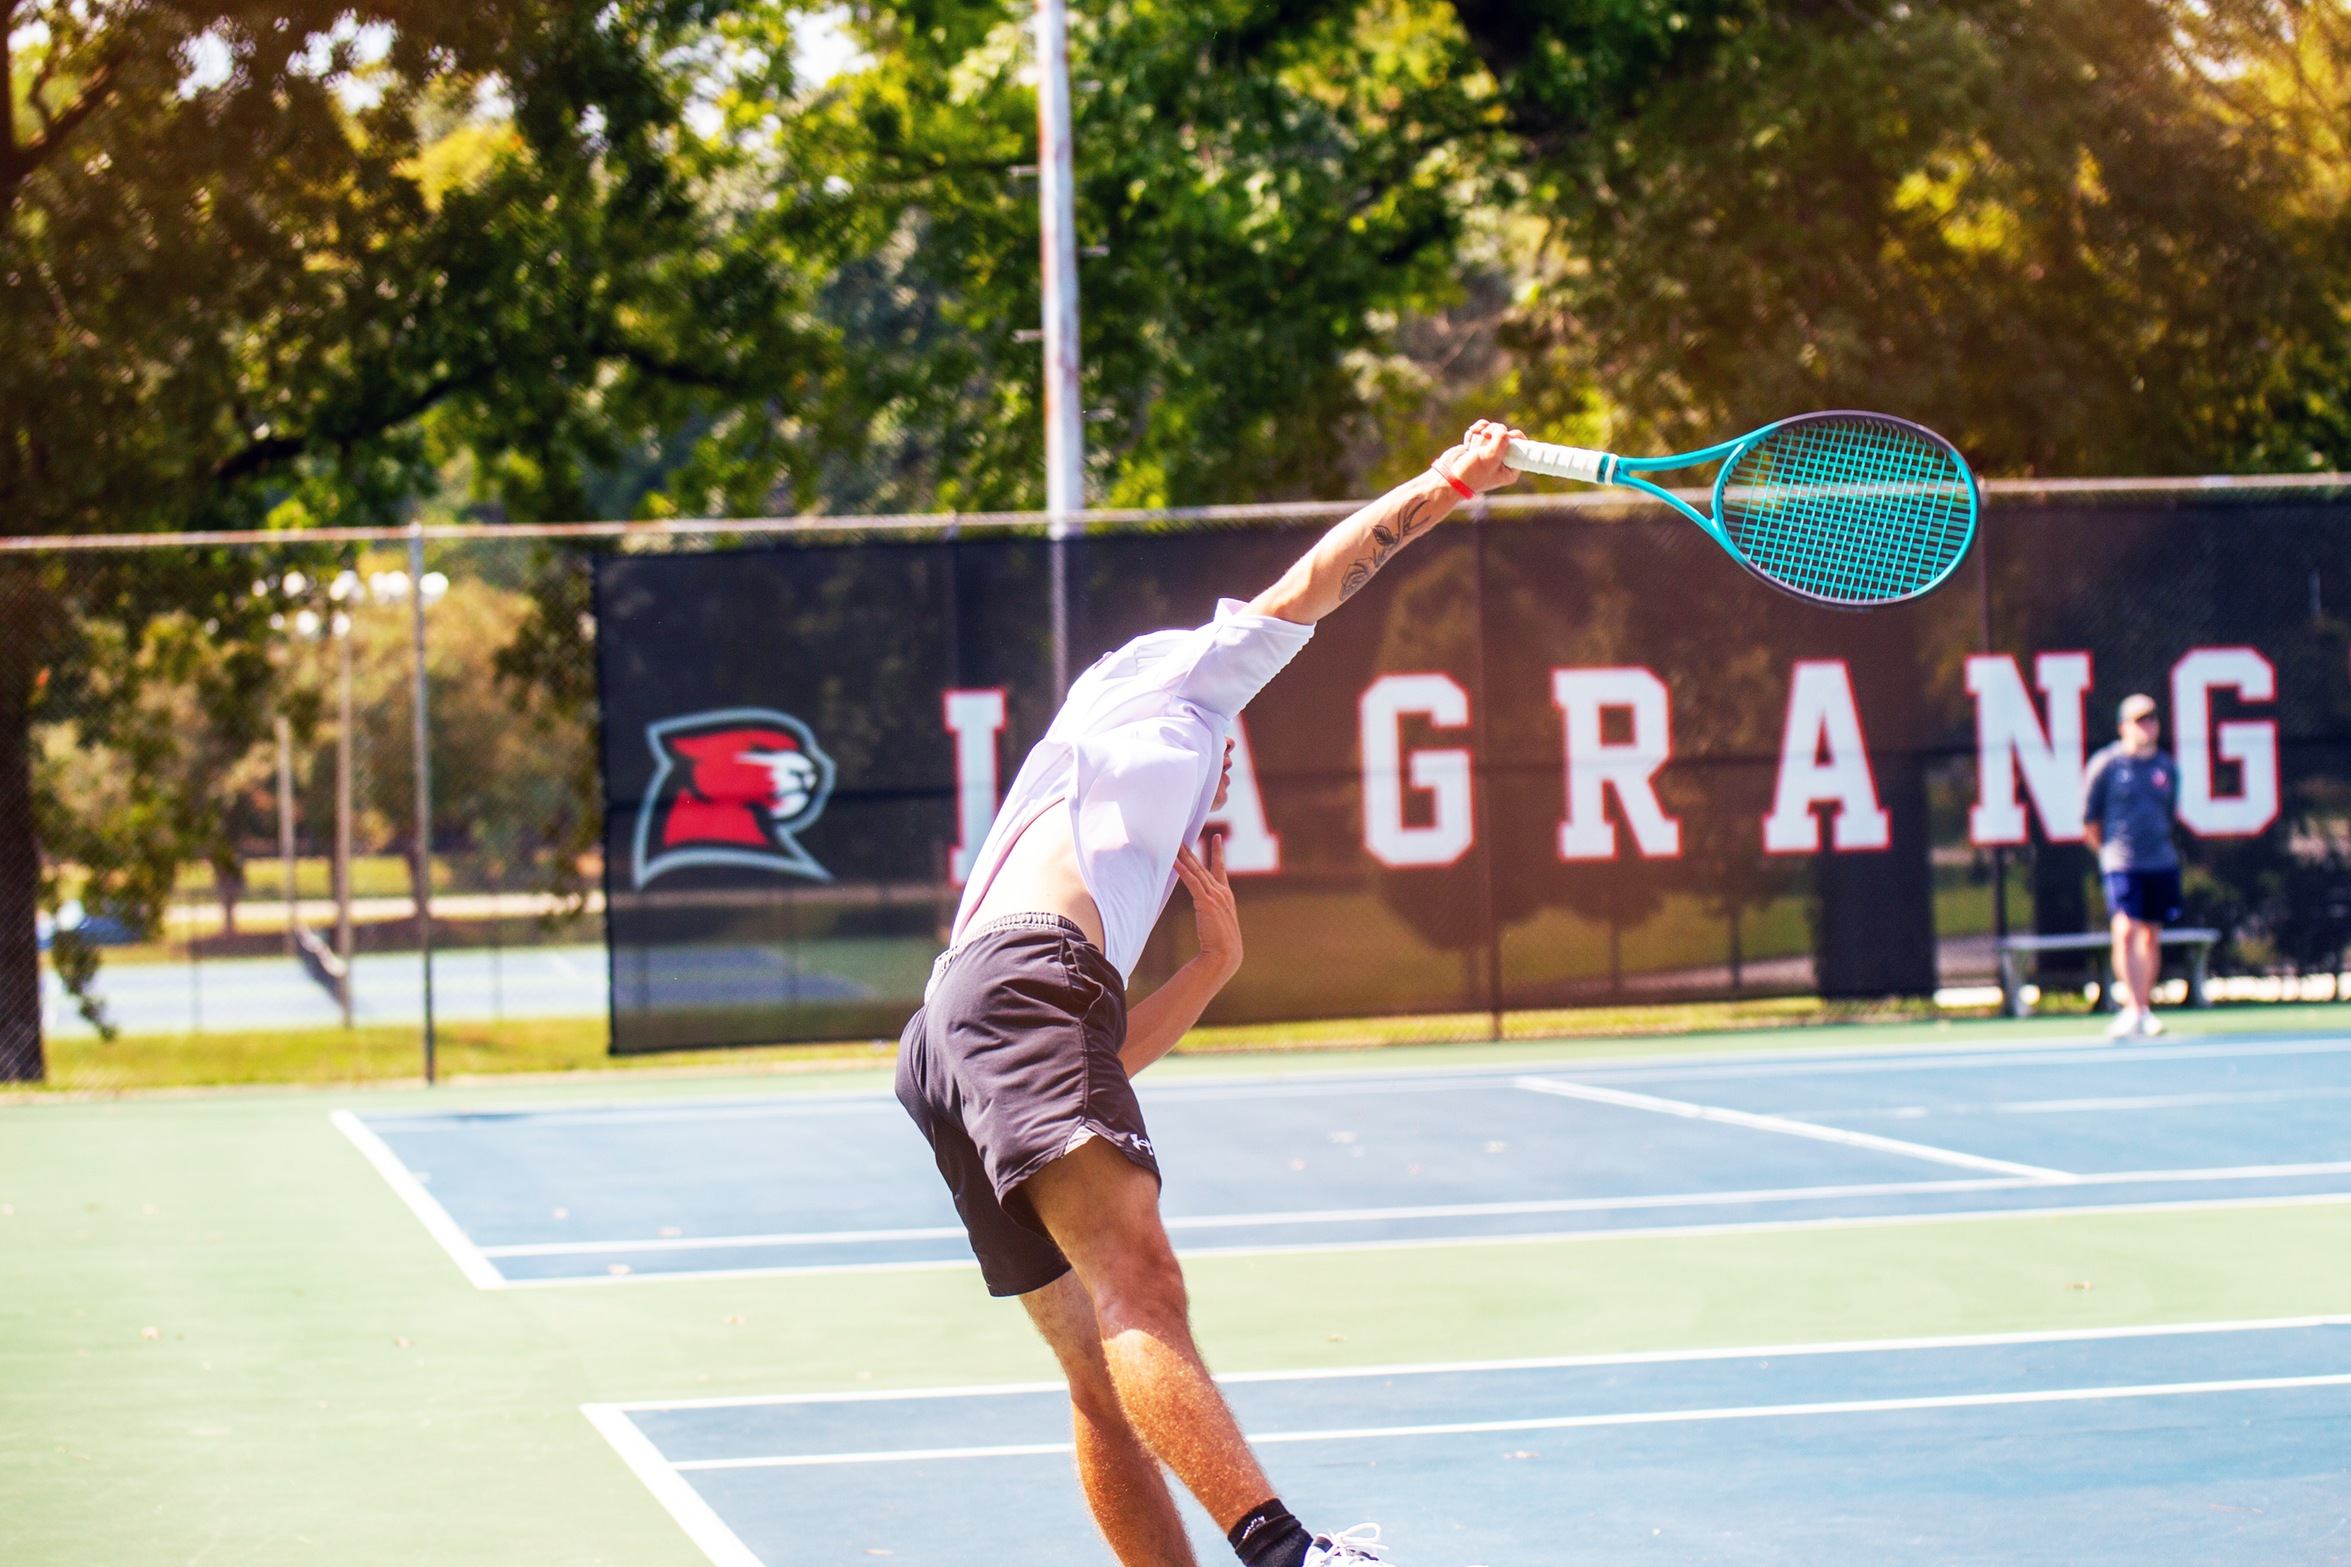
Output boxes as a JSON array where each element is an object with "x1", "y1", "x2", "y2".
[{"x1": 1508, "y1": 410, "x2": 1980, "y2": 609}]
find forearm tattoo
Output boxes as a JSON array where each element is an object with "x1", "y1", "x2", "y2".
[{"x1": 1338, "y1": 489, "x2": 1446, "y2": 602}]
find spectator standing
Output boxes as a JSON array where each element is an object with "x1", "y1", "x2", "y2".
[{"x1": 2083, "y1": 693, "x2": 2182, "y2": 1037}]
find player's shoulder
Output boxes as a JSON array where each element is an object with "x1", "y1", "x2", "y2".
[{"x1": 2083, "y1": 741, "x2": 2126, "y2": 777}]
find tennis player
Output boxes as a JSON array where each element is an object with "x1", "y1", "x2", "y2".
[
  {"x1": 2083, "y1": 693, "x2": 2182, "y2": 1038},
  {"x1": 897, "y1": 421, "x2": 1523, "y2": 1567}
]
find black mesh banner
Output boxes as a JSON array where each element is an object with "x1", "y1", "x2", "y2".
[{"x1": 596, "y1": 496, "x2": 2351, "y2": 1052}]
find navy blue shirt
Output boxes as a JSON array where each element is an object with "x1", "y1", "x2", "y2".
[{"x1": 2082, "y1": 743, "x2": 2179, "y2": 873}]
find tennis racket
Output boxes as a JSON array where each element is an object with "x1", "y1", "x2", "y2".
[{"x1": 1504, "y1": 411, "x2": 1978, "y2": 608}]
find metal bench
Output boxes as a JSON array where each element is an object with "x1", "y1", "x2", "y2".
[{"x1": 1994, "y1": 928, "x2": 2219, "y2": 1018}]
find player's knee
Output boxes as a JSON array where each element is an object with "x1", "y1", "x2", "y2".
[
  {"x1": 1060, "y1": 1352, "x2": 1128, "y2": 1427},
  {"x1": 1089, "y1": 1246, "x2": 1190, "y2": 1339}
]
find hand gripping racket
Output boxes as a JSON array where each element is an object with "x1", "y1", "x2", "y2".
[{"x1": 1505, "y1": 411, "x2": 1978, "y2": 608}]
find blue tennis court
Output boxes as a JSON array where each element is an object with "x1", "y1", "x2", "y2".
[
  {"x1": 586, "y1": 1317, "x2": 2351, "y2": 1566},
  {"x1": 338, "y1": 1033, "x2": 2351, "y2": 1290}
]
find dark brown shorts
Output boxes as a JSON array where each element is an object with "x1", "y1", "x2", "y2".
[{"x1": 894, "y1": 913, "x2": 1160, "y2": 1297}]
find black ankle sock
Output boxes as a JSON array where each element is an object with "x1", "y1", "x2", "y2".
[{"x1": 1228, "y1": 1499, "x2": 1313, "y2": 1567}]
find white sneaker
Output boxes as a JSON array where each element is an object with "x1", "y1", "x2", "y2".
[
  {"x1": 1306, "y1": 1522, "x2": 1493, "y2": 1567},
  {"x1": 2137, "y1": 1008, "x2": 2165, "y2": 1036},
  {"x1": 1307, "y1": 1526, "x2": 1391, "y2": 1564},
  {"x1": 2106, "y1": 1008, "x2": 2141, "y2": 1039}
]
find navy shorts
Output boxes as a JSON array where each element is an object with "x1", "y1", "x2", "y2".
[
  {"x1": 894, "y1": 914, "x2": 1159, "y2": 1297},
  {"x1": 2104, "y1": 868, "x2": 2183, "y2": 925}
]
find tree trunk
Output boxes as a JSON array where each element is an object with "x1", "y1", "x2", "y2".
[{"x1": 0, "y1": 568, "x2": 46, "y2": 1082}]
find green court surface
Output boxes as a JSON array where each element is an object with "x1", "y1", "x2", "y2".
[{"x1": 8, "y1": 1007, "x2": 2351, "y2": 1566}]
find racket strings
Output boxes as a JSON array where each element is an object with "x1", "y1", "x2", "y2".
[
  {"x1": 1719, "y1": 418, "x2": 1973, "y2": 605},
  {"x1": 1744, "y1": 426, "x2": 1948, "y2": 597}
]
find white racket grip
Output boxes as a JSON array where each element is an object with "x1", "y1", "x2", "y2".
[{"x1": 1505, "y1": 438, "x2": 1611, "y2": 484}]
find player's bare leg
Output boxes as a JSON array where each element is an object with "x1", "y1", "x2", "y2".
[
  {"x1": 2109, "y1": 912, "x2": 2140, "y2": 1015},
  {"x1": 1024, "y1": 1269, "x2": 1198, "y2": 1567},
  {"x1": 2127, "y1": 919, "x2": 2164, "y2": 1031},
  {"x1": 1024, "y1": 1136, "x2": 1275, "y2": 1533}
]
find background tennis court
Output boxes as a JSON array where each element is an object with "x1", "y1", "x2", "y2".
[{"x1": 10, "y1": 1009, "x2": 2350, "y2": 1565}]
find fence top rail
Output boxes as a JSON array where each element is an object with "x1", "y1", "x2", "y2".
[{"x1": 4, "y1": 471, "x2": 2346, "y2": 554}]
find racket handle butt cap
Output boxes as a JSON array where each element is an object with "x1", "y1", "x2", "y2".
[{"x1": 1505, "y1": 438, "x2": 1610, "y2": 485}]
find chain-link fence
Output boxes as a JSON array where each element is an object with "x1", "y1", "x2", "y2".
[
  {"x1": 9, "y1": 476, "x2": 2351, "y2": 1090},
  {"x1": 7, "y1": 527, "x2": 601, "y2": 1092}
]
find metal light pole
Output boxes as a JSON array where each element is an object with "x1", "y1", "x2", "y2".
[
  {"x1": 1036, "y1": 0, "x2": 1083, "y2": 698},
  {"x1": 334, "y1": 604, "x2": 355, "y2": 1029},
  {"x1": 408, "y1": 526, "x2": 437, "y2": 1085}
]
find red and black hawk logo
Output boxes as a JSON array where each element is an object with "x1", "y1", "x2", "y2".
[{"x1": 632, "y1": 709, "x2": 838, "y2": 886}]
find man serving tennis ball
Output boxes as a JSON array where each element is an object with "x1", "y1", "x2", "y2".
[{"x1": 897, "y1": 420, "x2": 1523, "y2": 1567}]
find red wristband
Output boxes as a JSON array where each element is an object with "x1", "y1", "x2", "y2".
[{"x1": 1432, "y1": 463, "x2": 1475, "y2": 500}]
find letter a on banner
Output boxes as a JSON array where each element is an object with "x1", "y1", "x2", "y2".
[
  {"x1": 1360, "y1": 673, "x2": 1475, "y2": 868},
  {"x1": 1199, "y1": 715, "x2": 1281, "y2": 874},
  {"x1": 1763, "y1": 661, "x2": 1891, "y2": 853},
  {"x1": 1552, "y1": 667, "x2": 1681, "y2": 860},
  {"x1": 1967, "y1": 652, "x2": 2092, "y2": 844},
  {"x1": 943, "y1": 688, "x2": 1008, "y2": 884},
  {"x1": 2172, "y1": 647, "x2": 2279, "y2": 837}
]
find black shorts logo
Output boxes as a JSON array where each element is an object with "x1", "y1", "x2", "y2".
[{"x1": 633, "y1": 708, "x2": 838, "y2": 886}]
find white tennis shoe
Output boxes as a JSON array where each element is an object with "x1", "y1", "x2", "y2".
[
  {"x1": 1303, "y1": 1523, "x2": 1487, "y2": 1567},
  {"x1": 1306, "y1": 1524, "x2": 1392, "y2": 1564},
  {"x1": 2137, "y1": 1007, "x2": 2166, "y2": 1036},
  {"x1": 2105, "y1": 1007, "x2": 2141, "y2": 1039}
]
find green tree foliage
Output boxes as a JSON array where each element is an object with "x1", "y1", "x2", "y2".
[
  {"x1": 0, "y1": 0, "x2": 821, "y2": 1074},
  {"x1": 778, "y1": 0, "x2": 1497, "y2": 509},
  {"x1": 1458, "y1": 0, "x2": 2351, "y2": 473}
]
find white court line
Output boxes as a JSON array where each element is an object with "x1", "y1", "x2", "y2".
[
  {"x1": 328, "y1": 1109, "x2": 505, "y2": 1290},
  {"x1": 609, "y1": 1312, "x2": 2351, "y2": 1413},
  {"x1": 2076, "y1": 1158, "x2": 2351, "y2": 1183},
  {"x1": 476, "y1": 1178, "x2": 2019, "y2": 1257},
  {"x1": 1782, "y1": 1087, "x2": 2351, "y2": 1121},
  {"x1": 1515, "y1": 1076, "x2": 2076, "y2": 1181},
  {"x1": 492, "y1": 1188, "x2": 2351, "y2": 1288},
  {"x1": 1995, "y1": 1085, "x2": 2351, "y2": 1114},
  {"x1": 377, "y1": 1097, "x2": 923, "y2": 1132},
  {"x1": 1592, "y1": 1034, "x2": 2351, "y2": 1086},
  {"x1": 583, "y1": 1404, "x2": 764, "y2": 1567},
  {"x1": 663, "y1": 1373, "x2": 2351, "y2": 1470},
  {"x1": 1173, "y1": 1189, "x2": 2351, "y2": 1266},
  {"x1": 482, "y1": 1223, "x2": 971, "y2": 1258},
  {"x1": 474, "y1": 1160, "x2": 2351, "y2": 1261},
  {"x1": 471, "y1": 1161, "x2": 2350, "y2": 1259}
]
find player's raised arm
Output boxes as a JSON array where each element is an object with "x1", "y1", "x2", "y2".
[{"x1": 1246, "y1": 420, "x2": 1523, "y2": 625}]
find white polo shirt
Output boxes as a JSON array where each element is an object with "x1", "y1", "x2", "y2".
[{"x1": 950, "y1": 598, "x2": 1313, "y2": 982}]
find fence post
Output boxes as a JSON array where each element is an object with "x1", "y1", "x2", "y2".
[
  {"x1": 1472, "y1": 502, "x2": 1502, "y2": 1040},
  {"x1": 409, "y1": 523, "x2": 436, "y2": 1084},
  {"x1": 1, "y1": 561, "x2": 45, "y2": 1082},
  {"x1": 335, "y1": 605, "x2": 355, "y2": 1028},
  {"x1": 1976, "y1": 529, "x2": 2009, "y2": 948},
  {"x1": 276, "y1": 715, "x2": 297, "y2": 958}
]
